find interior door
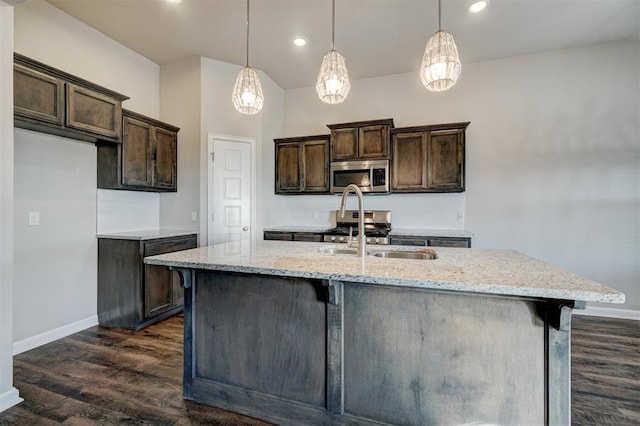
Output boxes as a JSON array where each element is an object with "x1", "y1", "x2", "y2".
[{"x1": 210, "y1": 138, "x2": 252, "y2": 248}]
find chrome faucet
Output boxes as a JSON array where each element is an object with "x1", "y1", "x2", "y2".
[{"x1": 339, "y1": 184, "x2": 366, "y2": 258}]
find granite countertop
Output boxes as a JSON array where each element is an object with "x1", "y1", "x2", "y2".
[
  {"x1": 389, "y1": 228, "x2": 474, "y2": 238},
  {"x1": 97, "y1": 229, "x2": 198, "y2": 240},
  {"x1": 145, "y1": 240, "x2": 624, "y2": 304}
]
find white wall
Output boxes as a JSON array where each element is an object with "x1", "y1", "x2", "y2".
[
  {"x1": 13, "y1": 130, "x2": 98, "y2": 346},
  {"x1": 159, "y1": 57, "x2": 201, "y2": 233},
  {"x1": 280, "y1": 41, "x2": 640, "y2": 313},
  {"x1": 12, "y1": 0, "x2": 161, "y2": 348},
  {"x1": 0, "y1": 1, "x2": 22, "y2": 413},
  {"x1": 158, "y1": 57, "x2": 284, "y2": 244}
]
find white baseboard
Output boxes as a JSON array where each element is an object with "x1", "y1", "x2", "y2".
[
  {"x1": 575, "y1": 306, "x2": 640, "y2": 321},
  {"x1": 13, "y1": 315, "x2": 99, "y2": 356},
  {"x1": 0, "y1": 387, "x2": 23, "y2": 413}
]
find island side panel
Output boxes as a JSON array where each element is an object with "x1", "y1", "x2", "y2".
[
  {"x1": 191, "y1": 271, "x2": 327, "y2": 408},
  {"x1": 343, "y1": 283, "x2": 546, "y2": 425}
]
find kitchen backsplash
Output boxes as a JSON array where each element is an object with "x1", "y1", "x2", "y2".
[{"x1": 97, "y1": 189, "x2": 160, "y2": 233}]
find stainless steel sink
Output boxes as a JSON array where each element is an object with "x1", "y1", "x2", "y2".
[
  {"x1": 372, "y1": 249, "x2": 438, "y2": 260},
  {"x1": 319, "y1": 246, "x2": 437, "y2": 260},
  {"x1": 319, "y1": 246, "x2": 361, "y2": 256}
]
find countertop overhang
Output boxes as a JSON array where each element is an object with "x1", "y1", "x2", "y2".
[{"x1": 144, "y1": 240, "x2": 624, "y2": 304}]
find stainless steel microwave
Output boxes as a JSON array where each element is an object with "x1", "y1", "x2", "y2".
[{"x1": 330, "y1": 160, "x2": 390, "y2": 194}]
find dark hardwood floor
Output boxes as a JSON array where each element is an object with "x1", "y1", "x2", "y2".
[{"x1": 0, "y1": 314, "x2": 637, "y2": 425}]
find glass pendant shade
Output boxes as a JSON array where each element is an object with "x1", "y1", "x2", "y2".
[
  {"x1": 232, "y1": 66, "x2": 264, "y2": 115},
  {"x1": 419, "y1": 30, "x2": 461, "y2": 92},
  {"x1": 316, "y1": 49, "x2": 351, "y2": 104}
]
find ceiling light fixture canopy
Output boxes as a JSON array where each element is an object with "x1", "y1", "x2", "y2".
[
  {"x1": 232, "y1": 0, "x2": 264, "y2": 115},
  {"x1": 316, "y1": 0, "x2": 350, "y2": 104},
  {"x1": 419, "y1": 0, "x2": 462, "y2": 92}
]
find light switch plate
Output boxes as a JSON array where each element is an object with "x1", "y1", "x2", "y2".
[{"x1": 28, "y1": 212, "x2": 40, "y2": 226}]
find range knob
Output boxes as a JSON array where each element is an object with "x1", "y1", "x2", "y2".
[
  {"x1": 338, "y1": 236, "x2": 345, "y2": 242},
  {"x1": 375, "y1": 238, "x2": 380, "y2": 244},
  {"x1": 330, "y1": 236, "x2": 336, "y2": 241},
  {"x1": 366, "y1": 238, "x2": 372, "y2": 243}
]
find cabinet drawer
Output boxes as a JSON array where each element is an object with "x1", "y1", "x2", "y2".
[
  {"x1": 264, "y1": 232, "x2": 293, "y2": 241},
  {"x1": 389, "y1": 237, "x2": 427, "y2": 246},
  {"x1": 66, "y1": 83, "x2": 122, "y2": 139},
  {"x1": 428, "y1": 238, "x2": 471, "y2": 248},
  {"x1": 144, "y1": 236, "x2": 197, "y2": 257},
  {"x1": 293, "y1": 233, "x2": 323, "y2": 242}
]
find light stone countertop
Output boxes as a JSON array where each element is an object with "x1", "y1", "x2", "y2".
[
  {"x1": 144, "y1": 240, "x2": 624, "y2": 304},
  {"x1": 97, "y1": 229, "x2": 198, "y2": 241}
]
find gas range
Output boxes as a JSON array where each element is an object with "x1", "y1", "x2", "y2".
[{"x1": 323, "y1": 210, "x2": 391, "y2": 245}]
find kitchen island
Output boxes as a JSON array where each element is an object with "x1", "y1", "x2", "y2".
[{"x1": 145, "y1": 241, "x2": 624, "y2": 426}]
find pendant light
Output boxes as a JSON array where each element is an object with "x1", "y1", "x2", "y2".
[
  {"x1": 419, "y1": 0, "x2": 461, "y2": 92},
  {"x1": 316, "y1": 0, "x2": 350, "y2": 104},
  {"x1": 232, "y1": 0, "x2": 264, "y2": 114}
]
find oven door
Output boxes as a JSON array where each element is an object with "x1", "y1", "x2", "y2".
[{"x1": 330, "y1": 160, "x2": 389, "y2": 193}]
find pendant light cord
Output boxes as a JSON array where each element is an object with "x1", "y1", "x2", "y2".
[
  {"x1": 246, "y1": 0, "x2": 250, "y2": 66},
  {"x1": 331, "y1": 0, "x2": 336, "y2": 51},
  {"x1": 438, "y1": 0, "x2": 442, "y2": 31}
]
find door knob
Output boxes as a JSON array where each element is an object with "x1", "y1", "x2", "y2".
[{"x1": 242, "y1": 226, "x2": 249, "y2": 231}]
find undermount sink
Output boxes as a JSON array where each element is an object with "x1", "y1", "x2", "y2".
[
  {"x1": 372, "y1": 250, "x2": 437, "y2": 260},
  {"x1": 319, "y1": 246, "x2": 361, "y2": 256},
  {"x1": 319, "y1": 246, "x2": 437, "y2": 260}
]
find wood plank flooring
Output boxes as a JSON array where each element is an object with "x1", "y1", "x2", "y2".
[{"x1": 0, "y1": 314, "x2": 637, "y2": 425}]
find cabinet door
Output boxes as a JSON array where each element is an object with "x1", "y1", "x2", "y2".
[
  {"x1": 122, "y1": 116, "x2": 153, "y2": 187},
  {"x1": 302, "y1": 139, "x2": 329, "y2": 192},
  {"x1": 14, "y1": 64, "x2": 65, "y2": 126},
  {"x1": 172, "y1": 272, "x2": 184, "y2": 308},
  {"x1": 275, "y1": 143, "x2": 301, "y2": 192},
  {"x1": 66, "y1": 83, "x2": 122, "y2": 139},
  {"x1": 143, "y1": 264, "x2": 173, "y2": 319},
  {"x1": 331, "y1": 128, "x2": 358, "y2": 160},
  {"x1": 154, "y1": 127, "x2": 177, "y2": 190},
  {"x1": 426, "y1": 129, "x2": 464, "y2": 192},
  {"x1": 359, "y1": 125, "x2": 389, "y2": 159},
  {"x1": 391, "y1": 132, "x2": 427, "y2": 191},
  {"x1": 144, "y1": 236, "x2": 197, "y2": 319}
]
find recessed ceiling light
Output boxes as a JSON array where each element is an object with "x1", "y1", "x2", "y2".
[
  {"x1": 293, "y1": 36, "x2": 307, "y2": 47},
  {"x1": 468, "y1": 0, "x2": 489, "y2": 13},
  {"x1": 166, "y1": 0, "x2": 182, "y2": 4}
]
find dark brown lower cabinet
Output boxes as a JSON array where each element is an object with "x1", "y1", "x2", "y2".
[
  {"x1": 97, "y1": 233, "x2": 197, "y2": 330},
  {"x1": 264, "y1": 231, "x2": 324, "y2": 242},
  {"x1": 390, "y1": 235, "x2": 471, "y2": 248}
]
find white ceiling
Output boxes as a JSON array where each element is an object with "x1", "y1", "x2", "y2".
[{"x1": 43, "y1": 0, "x2": 640, "y2": 89}]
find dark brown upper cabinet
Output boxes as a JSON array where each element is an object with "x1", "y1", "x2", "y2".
[
  {"x1": 274, "y1": 135, "x2": 330, "y2": 194},
  {"x1": 13, "y1": 53, "x2": 128, "y2": 144},
  {"x1": 97, "y1": 109, "x2": 179, "y2": 192},
  {"x1": 391, "y1": 122, "x2": 469, "y2": 193},
  {"x1": 327, "y1": 119, "x2": 394, "y2": 161}
]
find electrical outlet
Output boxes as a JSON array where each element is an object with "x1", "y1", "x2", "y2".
[
  {"x1": 312, "y1": 211, "x2": 319, "y2": 220},
  {"x1": 28, "y1": 212, "x2": 40, "y2": 226},
  {"x1": 456, "y1": 212, "x2": 463, "y2": 223},
  {"x1": 191, "y1": 211, "x2": 197, "y2": 222}
]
